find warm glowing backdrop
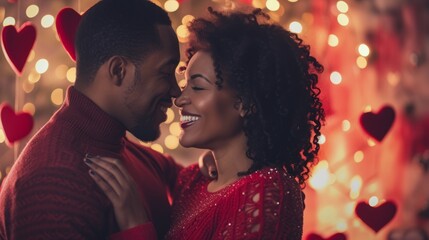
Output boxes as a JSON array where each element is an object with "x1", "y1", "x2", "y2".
[{"x1": 1, "y1": 0, "x2": 429, "y2": 239}]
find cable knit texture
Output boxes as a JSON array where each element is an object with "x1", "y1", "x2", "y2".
[
  {"x1": 165, "y1": 164, "x2": 304, "y2": 240},
  {"x1": 0, "y1": 86, "x2": 182, "y2": 240}
]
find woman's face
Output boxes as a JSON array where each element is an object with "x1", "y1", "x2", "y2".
[{"x1": 174, "y1": 51, "x2": 243, "y2": 149}]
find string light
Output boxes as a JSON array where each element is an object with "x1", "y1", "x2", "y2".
[
  {"x1": 318, "y1": 134, "x2": 326, "y2": 144},
  {"x1": 151, "y1": 143, "x2": 164, "y2": 153},
  {"x1": 164, "y1": 0, "x2": 179, "y2": 13},
  {"x1": 337, "y1": 13, "x2": 349, "y2": 26},
  {"x1": 349, "y1": 175, "x2": 362, "y2": 199},
  {"x1": 367, "y1": 139, "x2": 376, "y2": 147},
  {"x1": 164, "y1": 135, "x2": 179, "y2": 149},
  {"x1": 289, "y1": 21, "x2": 303, "y2": 33},
  {"x1": 3, "y1": 16, "x2": 15, "y2": 26},
  {"x1": 28, "y1": 72, "x2": 41, "y2": 84},
  {"x1": 51, "y1": 88, "x2": 64, "y2": 106},
  {"x1": 356, "y1": 56, "x2": 367, "y2": 69},
  {"x1": 22, "y1": 80, "x2": 34, "y2": 93},
  {"x1": 336, "y1": 1, "x2": 349, "y2": 13},
  {"x1": 266, "y1": 0, "x2": 280, "y2": 11},
  {"x1": 330, "y1": 71, "x2": 342, "y2": 85},
  {"x1": 66, "y1": 67, "x2": 76, "y2": 83},
  {"x1": 309, "y1": 160, "x2": 331, "y2": 191},
  {"x1": 41, "y1": 15, "x2": 55, "y2": 28},
  {"x1": 164, "y1": 108, "x2": 175, "y2": 124},
  {"x1": 342, "y1": 120, "x2": 351, "y2": 132},
  {"x1": 169, "y1": 122, "x2": 181, "y2": 136},
  {"x1": 369, "y1": 196, "x2": 379, "y2": 207},
  {"x1": 35, "y1": 59, "x2": 49, "y2": 74},
  {"x1": 328, "y1": 34, "x2": 339, "y2": 47},
  {"x1": 23, "y1": 103, "x2": 36, "y2": 115},
  {"x1": 252, "y1": 0, "x2": 265, "y2": 8},
  {"x1": 354, "y1": 151, "x2": 364, "y2": 163},
  {"x1": 358, "y1": 44, "x2": 370, "y2": 57},
  {"x1": 26, "y1": 5, "x2": 39, "y2": 18},
  {"x1": 181, "y1": 15, "x2": 194, "y2": 25}
]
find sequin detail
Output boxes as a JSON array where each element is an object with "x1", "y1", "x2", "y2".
[{"x1": 165, "y1": 165, "x2": 304, "y2": 240}]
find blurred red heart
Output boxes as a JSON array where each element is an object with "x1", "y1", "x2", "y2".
[
  {"x1": 0, "y1": 103, "x2": 33, "y2": 147},
  {"x1": 1, "y1": 22, "x2": 36, "y2": 75},
  {"x1": 56, "y1": 7, "x2": 81, "y2": 61},
  {"x1": 359, "y1": 105, "x2": 395, "y2": 142},
  {"x1": 306, "y1": 233, "x2": 347, "y2": 240},
  {"x1": 355, "y1": 201, "x2": 397, "y2": 233}
]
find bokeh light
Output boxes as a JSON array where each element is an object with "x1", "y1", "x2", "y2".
[
  {"x1": 318, "y1": 134, "x2": 326, "y2": 144},
  {"x1": 169, "y1": 122, "x2": 181, "y2": 136},
  {"x1": 28, "y1": 72, "x2": 41, "y2": 84},
  {"x1": 252, "y1": 0, "x2": 265, "y2": 8},
  {"x1": 35, "y1": 59, "x2": 49, "y2": 74},
  {"x1": 164, "y1": 135, "x2": 179, "y2": 149},
  {"x1": 369, "y1": 196, "x2": 379, "y2": 207},
  {"x1": 41, "y1": 15, "x2": 55, "y2": 28},
  {"x1": 354, "y1": 151, "x2": 364, "y2": 163},
  {"x1": 336, "y1": 1, "x2": 349, "y2": 13},
  {"x1": 3, "y1": 16, "x2": 15, "y2": 26},
  {"x1": 342, "y1": 120, "x2": 351, "y2": 132},
  {"x1": 26, "y1": 5, "x2": 39, "y2": 18},
  {"x1": 66, "y1": 67, "x2": 76, "y2": 83},
  {"x1": 151, "y1": 143, "x2": 164, "y2": 153},
  {"x1": 165, "y1": 108, "x2": 175, "y2": 124},
  {"x1": 23, "y1": 103, "x2": 36, "y2": 115},
  {"x1": 337, "y1": 13, "x2": 349, "y2": 26},
  {"x1": 328, "y1": 34, "x2": 339, "y2": 47},
  {"x1": 358, "y1": 44, "x2": 370, "y2": 57},
  {"x1": 289, "y1": 21, "x2": 302, "y2": 33},
  {"x1": 266, "y1": 0, "x2": 280, "y2": 11},
  {"x1": 349, "y1": 175, "x2": 362, "y2": 199},
  {"x1": 164, "y1": 0, "x2": 179, "y2": 12},
  {"x1": 330, "y1": 71, "x2": 342, "y2": 85},
  {"x1": 181, "y1": 15, "x2": 194, "y2": 25},
  {"x1": 356, "y1": 56, "x2": 367, "y2": 69},
  {"x1": 51, "y1": 88, "x2": 64, "y2": 106},
  {"x1": 309, "y1": 160, "x2": 331, "y2": 191}
]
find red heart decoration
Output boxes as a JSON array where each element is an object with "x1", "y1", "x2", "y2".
[
  {"x1": 0, "y1": 103, "x2": 34, "y2": 146},
  {"x1": 306, "y1": 233, "x2": 347, "y2": 240},
  {"x1": 56, "y1": 8, "x2": 81, "y2": 61},
  {"x1": 359, "y1": 105, "x2": 395, "y2": 142},
  {"x1": 1, "y1": 22, "x2": 36, "y2": 76},
  {"x1": 355, "y1": 201, "x2": 397, "y2": 233}
]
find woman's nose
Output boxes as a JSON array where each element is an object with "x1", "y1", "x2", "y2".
[{"x1": 174, "y1": 93, "x2": 190, "y2": 108}]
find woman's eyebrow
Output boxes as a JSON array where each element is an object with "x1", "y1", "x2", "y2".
[{"x1": 190, "y1": 73, "x2": 213, "y2": 84}]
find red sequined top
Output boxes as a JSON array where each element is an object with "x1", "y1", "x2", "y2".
[{"x1": 165, "y1": 164, "x2": 304, "y2": 240}]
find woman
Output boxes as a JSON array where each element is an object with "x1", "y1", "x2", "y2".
[{"x1": 85, "y1": 8, "x2": 324, "y2": 239}]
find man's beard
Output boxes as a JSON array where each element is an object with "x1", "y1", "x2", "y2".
[{"x1": 129, "y1": 119, "x2": 161, "y2": 142}]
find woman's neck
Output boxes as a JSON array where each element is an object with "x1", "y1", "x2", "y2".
[{"x1": 207, "y1": 133, "x2": 253, "y2": 192}]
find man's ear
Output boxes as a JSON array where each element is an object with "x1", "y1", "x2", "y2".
[{"x1": 107, "y1": 56, "x2": 129, "y2": 86}]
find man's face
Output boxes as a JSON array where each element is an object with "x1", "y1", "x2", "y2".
[{"x1": 120, "y1": 25, "x2": 180, "y2": 141}]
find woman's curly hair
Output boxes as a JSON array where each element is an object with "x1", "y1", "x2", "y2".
[{"x1": 185, "y1": 8, "x2": 325, "y2": 187}]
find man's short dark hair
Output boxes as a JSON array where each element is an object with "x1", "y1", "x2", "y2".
[{"x1": 75, "y1": 0, "x2": 172, "y2": 83}]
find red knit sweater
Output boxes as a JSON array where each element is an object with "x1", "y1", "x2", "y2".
[{"x1": 0, "y1": 86, "x2": 182, "y2": 240}]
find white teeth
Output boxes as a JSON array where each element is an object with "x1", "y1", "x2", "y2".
[{"x1": 181, "y1": 115, "x2": 200, "y2": 123}]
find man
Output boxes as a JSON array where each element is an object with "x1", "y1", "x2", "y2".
[{"x1": 0, "y1": 0, "x2": 182, "y2": 239}]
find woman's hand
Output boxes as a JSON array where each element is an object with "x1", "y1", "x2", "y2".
[{"x1": 84, "y1": 155, "x2": 149, "y2": 230}]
